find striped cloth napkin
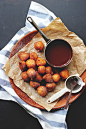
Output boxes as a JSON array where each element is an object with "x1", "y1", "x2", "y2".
[{"x1": 0, "y1": 1, "x2": 68, "y2": 129}]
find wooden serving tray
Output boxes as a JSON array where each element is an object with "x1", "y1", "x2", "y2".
[{"x1": 9, "y1": 30, "x2": 86, "y2": 110}]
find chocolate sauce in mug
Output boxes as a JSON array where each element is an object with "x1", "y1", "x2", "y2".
[{"x1": 45, "y1": 39, "x2": 72, "y2": 67}]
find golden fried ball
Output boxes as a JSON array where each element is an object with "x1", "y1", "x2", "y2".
[
  {"x1": 37, "y1": 86, "x2": 47, "y2": 96},
  {"x1": 27, "y1": 68, "x2": 36, "y2": 79},
  {"x1": 36, "y1": 57, "x2": 46, "y2": 66},
  {"x1": 30, "y1": 81, "x2": 40, "y2": 88},
  {"x1": 45, "y1": 66, "x2": 53, "y2": 74},
  {"x1": 46, "y1": 82, "x2": 56, "y2": 91},
  {"x1": 43, "y1": 74, "x2": 53, "y2": 82},
  {"x1": 19, "y1": 61, "x2": 27, "y2": 72},
  {"x1": 52, "y1": 73, "x2": 61, "y2": 82},
  {"x1": 18, "y1": 52, "x2": 30, "y2": 61},
  {"x1": 34, "y1": 41, "x2": 44, "y2": 52},
  {"x1": 30, "y1": 52, "x2": 38, "y2": 61},
  {"x1": 60, "y1": 69, "x2": 69, "y2": 80},
  {"x1": 26, "y1": 59, "x2": 36, "y2": 68},
  {"x1": 34, "y1": 71, "x2": 43, "y2": 82},
  {"x1": 21, "y1": 71, "x2": 30, "y2": 82},
  {"x1": 38, "y1": 66, "x2": 46, "y2": 74}
]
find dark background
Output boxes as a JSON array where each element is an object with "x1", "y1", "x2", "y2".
[{"x1": 0, "y1": 0, "x2": 86, "y2": 129}]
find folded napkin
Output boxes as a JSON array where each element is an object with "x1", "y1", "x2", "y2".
[{"x1": 0, "y1": 1, "x2": 68, "y2": 129}]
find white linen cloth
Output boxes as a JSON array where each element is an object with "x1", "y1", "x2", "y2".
[{"x1": 0, "y1": 1, "x2": 68, "y2": 129}]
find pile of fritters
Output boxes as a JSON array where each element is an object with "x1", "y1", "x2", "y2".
[{"x1": 18, "y1": 41, "x2": 69, "y2": 97}]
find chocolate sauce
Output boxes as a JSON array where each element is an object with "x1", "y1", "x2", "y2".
[{"x1": 45, "y1": 39, "x2": 72, "y2": 67}]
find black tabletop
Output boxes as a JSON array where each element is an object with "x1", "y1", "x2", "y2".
[{"x1": 0, "y1": 0, "x2": 86, "y2": 129}]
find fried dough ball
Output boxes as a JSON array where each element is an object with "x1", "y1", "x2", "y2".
[
  {"x1": 19, "y1": 61, "x2": 27, "y2": 72},
  {"x1": 60, "y1": 69, "x2": 69, "y2": 80},
  {"x1": 27, "y1": 68, "x2": 36, "y2": 79},
  {"x1": 30, "y1": 81, "x2": 40, "y2": 88},
  {"x1": 52, "y1": 73, "x2": 61, "y2": 82},
  {"x1": 36, "y1": 57, "x2": 46, "y2": 66},
  {"x1": 26, "y1": 59, "x2": 36, "y2": 68},
  {"x1": 37, "y1": 86, "x2": 47, "y2": 96},
  {"x1": 18, "y1": 52, "x2": 30, "y2": 61},
  {"x1": 21, "y1": 71, "x2": 30, "y2": 82},
  {"x1": 46, "y1": 82, "x2": 56, "y2": 91},
  {"x1": 43, "y1": 74, "x2": 53, "y2": 82},
  {"x1": 34, "y1": 71, "x2": 43, "y2": 82},
  {"x1": 46, "y1": 66, "x2": 53, "y2": 74},
  {"x1": 38, "y1": 66, "x2": 46, "y2": 74},
  {"x1": 30, "y1": 52, "x2": 38, "y2": 61},
  {"x1": 34, "y1": 41, "x2": 44, "y2": 52}
]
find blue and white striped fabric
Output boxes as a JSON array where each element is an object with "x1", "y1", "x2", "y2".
[{"x1": 0, "y1": 1, "x2": 68, "y2": 129}]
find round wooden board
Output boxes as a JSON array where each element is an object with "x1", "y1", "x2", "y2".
[{"x1": 9, "y1": 30, "x2": 85, "y2": 110}]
